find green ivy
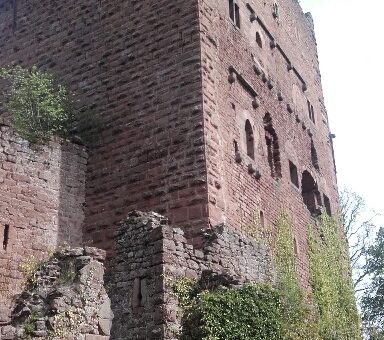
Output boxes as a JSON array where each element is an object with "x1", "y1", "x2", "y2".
[
  {"x1": 173, "y1": 281, "x2": 285, "y2": 340},
  {"x1": 309, "y1": 214, "x2": 361, "y2": 339},
  {"x1": 0, "y1": 66, "x2": 74, "y2": 143},
  {"x1": 274, "y1": 213, "x2": 319, "y2": 339},
  {"x1": 171, "y1": 213, "x2": 361, "y2": 340}
]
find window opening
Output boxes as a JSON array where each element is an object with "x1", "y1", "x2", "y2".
[
  {"x1": 229, "y1": 0, "x2": 241, "y2": 28},
  {"x1": 245, "y1": 120, "x2": 255, "y2": 160},
  {"x1": 229, "y1": 0, "x2": 234, "y2": 22},
  {"x1": 234, "y1": 140, "x2": 239, "y2": 153},
  {"x1": 289, "y1": 161, "x2": 299, "y2": 188},
  {"x1": 323, "y1": 194, "x2": 332, "y2": 216},
  {"x1": 263, "y1": 113, "x2": 281, "y2": 178},
  {"x1": 2, "y1": 225, "x2": 9, "y2": 251},
  {"x1": 132, "y1": 278, "x2": 143, "y2": 309},
  {"x1": 256, "y1": 32, "x2": 263, "y2": 48},
  {"x1": 307, "y1": 100, "x2": 315, "y2": 123},
  {"x1": 301, "y1": 170, "x2": 320, "y2": 215},
  {"x1": 311, "y1": 140, "x2": 320, "y2": 171},
  {"x1": 272, "y1": 2, "x2": 279, "y2": 19},
  {"x1": 260, "y1": 211, "x2": 265, "y2": 228},
  {"x1": 235, "y1": 4, "x2": 241, "y2": 28},
  {"x1": 294, "y1": 237, "x2": 299, "y2": 256}
]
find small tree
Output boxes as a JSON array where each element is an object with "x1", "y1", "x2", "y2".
[
  {"x1": 0, "y1": 66, "x2": 73, "y2": 143},
  {"x1": 340, "y1": 188, "x2": 383, "y2": 339},
  {"x1": 361, "y1": 228, "x2": 384, "y2": 338}
]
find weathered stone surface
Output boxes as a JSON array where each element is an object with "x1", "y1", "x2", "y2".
[
  {"x1": 108, "y1": 211, "x2": 273, "y2": 339},
  {"x1": 0, "y1": 248, "x2": 112, "y2": 340}
]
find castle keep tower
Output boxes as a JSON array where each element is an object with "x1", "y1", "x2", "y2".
[{"x1": 0, "y1": 0, "x2": 338, "y2": 324}]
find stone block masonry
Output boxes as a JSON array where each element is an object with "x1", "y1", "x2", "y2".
[
  {"x1": 0, "y1": 246, "x2": 113, "y2": 340},
  {"x1": 0, "y1": 0, "x2": 341, "y2": 327},
  {"x1": 108, "y1": 211, "x2": 273, "y2": 339},
  {"x1": 0, "y1": 120, "x2": 87, "y2": 318}
]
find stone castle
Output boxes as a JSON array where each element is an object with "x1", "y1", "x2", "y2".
[{"x1": 0, "y1": 0, "x2": 339, "y2": 338}]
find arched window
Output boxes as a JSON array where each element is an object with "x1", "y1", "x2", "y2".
[
  {"x1": 256, "y1": 32, "x2": 263, "y2": 48},
  {"x1": 245, "y1": 120, "x2": 255, "y2": 160},
  {"x1": 263, "y1": 113, "x2": 281, "y2": 178}
]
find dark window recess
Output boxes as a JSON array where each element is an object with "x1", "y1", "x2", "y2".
[
  {"x1": 289, "y1": 161, "x2": 299, "y2": 188},
  {"x1": 264, "y1": 113, "x2": 281, "y2": 179},
  {"x1": 229, "y1": 0, "x2": 235, "y2": 21},
  {"x1": 132, "y1": 278, "x2": 143, "y2": 309},
  {"x1": 234, "y1": 140, "x2": 239, "y2": 153},
  {"x1": 2, "y1": 225, "x2": 9, "y2": 251},
  {"x1": 301, "y1": 171, "x2": 320, "y2": 215},
  {"x1": 260, "y1": 210, "x2": 265, "y2": 228},
  {"x1": 245, "y1": 120, "x2": 255, "y2": 160},
  {"x1": 323, "y1": 194, "x2": 332, "y2": 216},
  {"x1": 229, "y1": 0, "x2": 241, "y2": 28},
  {"x1": 256, "y1": 32, "x2": 263, "y2": 48},
  {"x1": 272, "y1": 2, "x2": 279, "y2": 18},
  {"x1": 311, "y1": 140, "x2": 320, "y2": 171},
  {"x1": 235, "y1": 4, "x2": 241, "y2": 28},
  {"x1": 307, "y1": 100, "x2": 315, "y2": 123}
]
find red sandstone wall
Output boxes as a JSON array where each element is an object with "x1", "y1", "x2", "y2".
[
  {"x1": 199, "y1": 0, "x2": 339, "y2": 290},
  {"x1": 0, "y1": 0, "x2": 209, "y2": 250},
  {"x1": 0, "y1": 122, "x2": 86, "y2": 312}
]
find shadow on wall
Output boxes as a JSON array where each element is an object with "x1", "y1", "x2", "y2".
[
  {"x1": 0, "y1": 122, "x2": 87, "y2": 321},
  {"x1": 57, "y1": 141, "x2": 87, "y2": 247}
]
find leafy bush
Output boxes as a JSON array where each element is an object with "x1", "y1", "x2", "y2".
[
  {"x1": 178, "y1": 283, "x2": 285, "y2": 340},
  {"x1": 0, "y1": 66, "x2": 73, "y2": 143},
  {"x1": 309, "y1": 214, "x2": 361, "y2": 339}
]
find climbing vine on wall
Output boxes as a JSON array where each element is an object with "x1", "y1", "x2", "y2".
[
  {"x1": 309, "y1": 214, "x2": 361, "y2": 339},
  {"x1": 171, "y1": 213, "x2": 361, "y2": 339}
]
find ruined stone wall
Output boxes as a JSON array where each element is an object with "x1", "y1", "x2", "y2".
[
  {"x1": 0, "y1": 122, "x2": 87, "y2": 316},
  {"x1": 0, "y1": 0, "x2": 208, "y2": 251},
  {"x1": 0, "y1": 246, "x2": 112, "y2": 340},
  {"x1": 199, "y1": 0, "x2": 338, "y2": 291},
  {"x1": 109, "y1": 211, "x2": 272, "y2": 340}
]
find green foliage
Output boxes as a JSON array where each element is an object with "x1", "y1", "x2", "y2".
[
  {"x1": 57, "y1": 260, "x2": 77, "y2": 286},
  {"x1": 309, "y1": 214, "x2": 361, "y2": 339},
  {"x1": 0, "y1": 66, "x2": 73, "y2": 143},
  {"x1": 361, "y1": 227, "x2": 384, "y2": 337},
  {"x1": 274, "y1": 213, "x2": 318, "y2": 339},
  {"x1": 173, "y1": 281, "x2": 285, "y2": 340},
  {"x1": 23, "y1": 312, "x2": 40, "y2": 336},
  {"x1": 171, "y1": 213, "x2": 361, "y2": 340}
]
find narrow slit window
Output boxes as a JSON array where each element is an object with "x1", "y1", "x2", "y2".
[
  {"x1": 260, "y1": 211, "x2": 265, "y2": 228},
  {"x1": 272, "y1": 2, "x2": 279, "y2": 19},
  {"x1": 229, "y1": 0, "x2": 241, "y2": 28},
  {"x1": 256, "y1": 32, "x2": 263, "y2": 48},
  {"x1": 307, "y1": 100, "x2": 315, "y2": 123},
  {"x1": 293, "y1": 237, "x2": 299, "y2": 256},
  {"x1": 3, "y1": 225, "x2": 9, "y2": 251},
  {"x1": 323, "y1": 194, "x2": 332, "y2": 216},
  {"x1": 229, "y1": 0, "x2": 235, "y2": 22},
  {"x1": 311, "y1": 105, "x2": 315, "y2": 123},
  {"x1": 263, "y1": 113, "x2": 282, "y2": 179},
  {"x1": 311, "y1": 140, "x2": 320, "y2": 171},
  {"x1": 245, "y1": 120, "x2": 255, "y2": 160},
  {"x1": 289, "y1": 161, "x2": 299, "y2": 188},
  {"x1": 234, "y1": 3, "x2": 241, "y2": 28},
  {"x1": 234, "y1": 140, "x2": 239, "y2": 154}
]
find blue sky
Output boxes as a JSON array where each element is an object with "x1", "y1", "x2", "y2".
[{"x1": 300, "y1": 0, "x2": 383, "y2": 226}]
